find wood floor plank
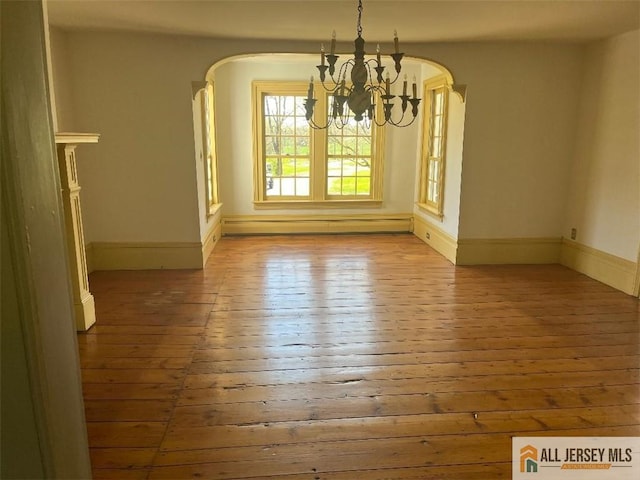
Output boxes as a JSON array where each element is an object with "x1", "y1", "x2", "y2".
[
  {"x1": 185, "y1": 335, "x2": 639, "y2": 364},
  {"x1": 81, "y1": 357, "x2": 192, "y2": 369},
  {"x1": 168, "y1": 384, "x2": 640, "y2": 427},
  {"x1": 86, "y1": 421, "x2": 167, "y2": 448},
  {"x1": 85, "y1": 400, "x2": 175, "y2": 422},
  {"x1": 92, "y1": 468, "x2": 151, "y2": 480},
  {"x1": 237, "y1": 463, "x2": 512, "y2": 480},
  {"x1": 82, "y1": 368, "x2": 187, "y2": 385},
  {"x1": 82, "y1": 383, "x2": 181, "y2": 400},
  {"x1": 177, "y1": 369, "x2": 639, "y2": 406},
  {"x1": 191, "y1": 343, "x2": 640, "y2": 367},
  {"x1": 90, "y1": 447, "x2": 157, "y2": 469},
  {"x1": 182, "y1": 356, "x2": 640, "y2": 388},
  {"x1": 160, "y1": 405, "x2": 640, "y2": 451},
  {"x1": 190, "y1": 348, "x2": 640, "y2": 373},
  {"x1": 149, "y1": 426, "x2": 639, "y2": 479},
  {"x1": 78, "y1": 344, "x2": 196, "y2": 358},
  {"x1": 79, "y1": 234, "x2": 640, "y2": 480}
]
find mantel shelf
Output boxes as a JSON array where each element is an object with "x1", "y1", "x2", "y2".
[{"x1": 55, "y1": 132, "x2": 100, "y2": 144}]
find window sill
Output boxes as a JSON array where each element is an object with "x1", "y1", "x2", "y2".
[
  {"x1": 416, "y1": 202, "x2": 444, "y2": 220},
  {"x1": 254, "y1": 199, "x2": 383, "y2": 209},
  {"x1": 206, "y1": 202, "x2": 223, "y2": 219}
]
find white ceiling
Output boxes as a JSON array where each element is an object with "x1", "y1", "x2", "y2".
[{"x1": 47, "y1": 0, "x2": 639, "y2": 44}]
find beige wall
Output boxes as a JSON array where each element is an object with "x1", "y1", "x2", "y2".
[
  {"x1": 51, "y1": 29, "x2": 593, "y2": 248},
  {"x1": 49, "y1": 28, "x2": 76, "y2": 132},
  {"x1": 565, "y1": 29, "x2": 640, "y2": 262},
  {"x1": 54, "y1": 30, "x2": 208, "y2": 243},
  {"x1": 445, "y1": 43, "x2": 584, "y2": 239}
]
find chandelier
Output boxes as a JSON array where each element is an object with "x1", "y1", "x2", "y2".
[{"x1": 304, "y1": 0, "x2": 420, "y2": 129}]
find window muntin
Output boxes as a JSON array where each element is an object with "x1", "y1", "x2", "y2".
[
  {"x1": 253, "y1": 81, "x2": 384, "y2": 206},
  {"x1": 418, "y1": 78, "x2": 448, "y2": 217}
]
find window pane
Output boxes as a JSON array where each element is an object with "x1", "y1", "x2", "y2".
[
  {"x1": 328, "y1": 136, "x2": 341, "y2": 155},
  {"x1": 296, "y1": 122, "x2": 310, "y2": 138},
  {"x1": 343, "y1": 158, "x2": 357, "y2": 175},
  {"x1": 328, "y1": 159, "x2": 342, "y2": 176},
  {"x1": 281, "y1": 177, "x2": 296, "y2": 195},
  {"x1": 267, "y1": 137, "x2": 281, "y2": 155},
  {"x1": 356, "y1": 177, "x2": 370, "y2": 195},
  {"x1": 356, "y1": 160, "x2": 371, "y2": 176},
  {"x1": 281, "y1": 96, "x2": 295, "y2": 113},
  {"x1": 296, "y1": 137, "x2": 309, "y2": 156},
  {"x1": 341, "y1": 136, "x2": 357, "y2": 156},
  {"x1": 266, "y1": 157, "x2": 278, "y2": 172},
  {"x1": 433, "y1": 115, "x2": 443, "y2": 136},
  {"x1": 281, "y1": 119, "x2": 295, "y2": 135},
  {"x1": 431, "y1": 136, "x2": 442, "y2": 158},
  {"x1": 328, "y1": 121, "x2": 341, "y2": 136},
  {"x1": 342, "y1": 122, "x2": 358, "y2": 136},
  {"x1": 281, "y1": 158, "x2": 296, "y2": 176},
  {"x1": 342, "y1": 177, "x2": 356, "y2": 195},
  {"x1": 432, "y1": 159, "x2": 439, "y2": 179},
  {"x1": 327, "y1": 177, "x2": 341, "y2": 195},
  {"x1": 433, "y1": 91, "x2": 443, "y2": 114},
  {"x1": 296, "y1": 178, "x2": 310, "y2": 196},
  {"x1": 427, "y1": 180, "x2": 435, "y2": 202},
  {"x1": 281, "y1": 137, "x2": 295, "y2": 155},
  {"x1": 356, "y1": 121, "x2": 371, "y2": 135},
  {"x1": 267, "y1": 178, "x2": 281, "y2": 197},
  {"x1": 297, "y1": 158, "x2": 310, "y2": 176},
  {"x1": 357, "y1": 137, "x2": 371, "y2": 156}
]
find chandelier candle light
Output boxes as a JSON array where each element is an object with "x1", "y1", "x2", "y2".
[{"x1": 304, "y1": 0, "x2": 420, "y2": 129}]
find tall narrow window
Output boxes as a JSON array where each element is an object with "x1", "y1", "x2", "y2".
[
  {"x1": 263, "y1": 93, "x2": 311, "y2": 198},
  {"x1": 326, "y1": 117, "x2": 373, "y2": 198},
  {"x1": 203, "y1": 82, "x2": 220, "y2": 214},
  {"x1": 253, "y1": 81, "x2": 384, "y2": 207},
  {"x1": 418, "y1": 77, "x2": 449, "y2": 217}
]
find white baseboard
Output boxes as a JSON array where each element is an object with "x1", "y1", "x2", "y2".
[
  {"x1": 89, "y1": 242, "x2": 204, "y2": 270},
  {"x1": 412, "y1": 215, "x2": 457, "y2": 264},
  {"x1": 561, "y1": 238, "x2": 637, "y2": 295},
  {"x1": 456, "y1": 237, "x2": 562, "y2": 265},
  {"x1": 222, "y1": 213, "x2": 413, "y2": 236}
]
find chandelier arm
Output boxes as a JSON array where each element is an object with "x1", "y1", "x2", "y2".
[
  {"x1": 335, "y1": 59, "x2": 353, "y2": 87},
  {"x1": 387, "y1": 109, "x2": 420, "y2": 128},
  {"x1": 308, "y1": 115, "x2": 332, "y2": 130},
  {"x1": 320, "y1": 59, "x2": 353, "y2": 90},
  {"x1": 385, "y1": 68, "x2": 402, "y2": 85},
  {"x1": 339, "y1": 97, "x2": 352, "y2": 125},
  {"x1": 362, "y1": 59, "x2": 381, "y2": 88}
]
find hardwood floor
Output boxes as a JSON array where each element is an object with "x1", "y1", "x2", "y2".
[{"x1": 79, "y1": 234, "x2": 640, "y2": 479}]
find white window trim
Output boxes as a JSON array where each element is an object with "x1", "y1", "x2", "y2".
[
  {"x1": 252, "y1": 80, "x2": 385, "y2": 208},
  {"x1": 417, "y1": 75, "x2": 449, "y2": 219}
]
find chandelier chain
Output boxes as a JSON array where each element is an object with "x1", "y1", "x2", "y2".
[{"x1": 357, "y1": 0, "x2": 363, "y2": 37}]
